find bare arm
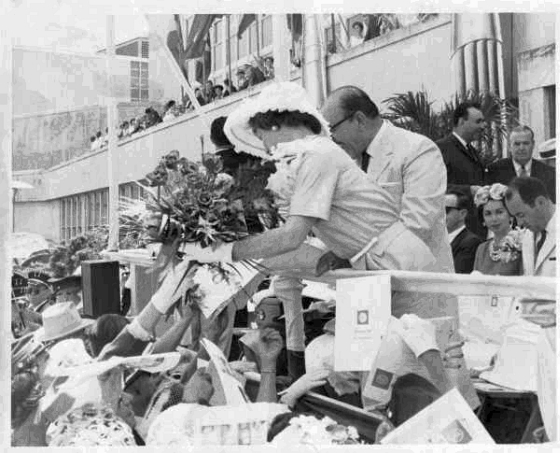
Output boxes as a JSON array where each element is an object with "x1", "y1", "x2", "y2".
[{"x1": 232, "y1": 215, "x2": 317, "y2": 261}]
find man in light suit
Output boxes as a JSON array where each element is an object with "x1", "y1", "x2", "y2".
[
  {"x1": 505, "y1": 177, "x2": 556, "y2": 277},
  {"x1": 319, "y1": 86, "x2": 479, "y2": 409},
  {"x1": 505, "y1": 176, "x2": 556, "y2": 442},
  {"x1": 321, "y1": 85, "x2": 454, "y2": 274},
  {"x1": 488, "y1": 125, "x2": 556, "y2": 203}
]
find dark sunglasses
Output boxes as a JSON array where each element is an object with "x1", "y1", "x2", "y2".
[
  {"x1": 329, "y1": 111, "x2": 355, "y2": 133},
  {"x1": 445, "y1": 206, "x2": 460, "y2": 214}
]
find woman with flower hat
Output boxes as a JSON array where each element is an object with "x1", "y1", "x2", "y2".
[{"x1": 472, "y1": 183, "x2": 522, "y2": 276}]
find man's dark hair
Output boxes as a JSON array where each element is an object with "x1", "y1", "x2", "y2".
[
  {"x1": 447, "y1": 188, "x2": 472, "y2": 211},
  {"x1": 329, "y1": 86, "x2": 380, "y2": 119},
  {"x1": 249, "y1": 111, "x2": 322, "y2": 135},
  {"x1": 165, "y1": 100, "x2": 176, "y2": 110},
  {"x1": 510, "y1": 124, "x2": 535, "y2": 142},
  {"x1": 210, "y1": 116, "x2": 233, "y2": 149},
  {"x1": 86, "y1": 313, "x2": 130, "y2": 357},
  {"x1": 453, "y1": 101, "x2": 482, "y2": 127},
  {"x1": 505, "y1": 176, "x2": 550, "y2": 206}
]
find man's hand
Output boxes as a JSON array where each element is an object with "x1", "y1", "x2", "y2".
[
  {"x1": 251, "y1": 328, "x2": 284, "y2": 369},
  {"x1": 442, "y1": 341, "x2": 465, "y2": 369},
  {"x1": 316, "y1": 251, "x2": 352, "y2": 276}
]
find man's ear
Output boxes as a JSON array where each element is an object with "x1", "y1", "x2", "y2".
[
  {"x1": 353, "y1": 110, "x2": 368, "y2": 127},
  {"x1": 460, "y1": 209, "x2": 469, "y2": 220},
  {"x1": 535, "y1": 195, "x2": 548, "y2": 209}
]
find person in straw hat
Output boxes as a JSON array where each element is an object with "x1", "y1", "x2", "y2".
[{"x1": 177, "y1": 82, "x2": 437, "y2": 381}]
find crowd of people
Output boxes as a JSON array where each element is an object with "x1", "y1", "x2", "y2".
[
  {"x1": 87, "y1": 57, "x2": 276, "y2": 152},
  {"x1": 12, "y1": 81, "x2": 556, "y2": 446}
]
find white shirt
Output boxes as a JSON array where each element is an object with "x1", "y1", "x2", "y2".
[
  {"x1": 535, "y1": 213, "x2": 554, "y2": 248},
  {"x1": 513, "y1": 158, "x2": 533, "y2": 177},
  {"x1": 448, "y1": 225, "x2": 466, "y2": 244},
  {"x1": 452, "y1": 131, "x2": 468, "y2": 149}
]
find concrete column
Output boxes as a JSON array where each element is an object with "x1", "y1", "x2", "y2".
[
  {"x1": 303, "y1": 15, "x2": 325, "y2": 108},
  {"x1": 272, "y1": 14, "x2": 291, "y2": 82}
]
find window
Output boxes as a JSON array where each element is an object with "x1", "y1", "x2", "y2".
[
  {"x1": 261, "y1": 15, "x2": 272, "y2": 48},
  {"x1": 141, "y1": 40, "x2": 150, "y2": 59},
  {"x1": 211, "y1": 19, "x2": 225, "y2": 71},
  {"x1": 130, "y1": 61, "x2": 149, "y2": 102}
]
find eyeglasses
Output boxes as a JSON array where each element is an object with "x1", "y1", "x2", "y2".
[
  {"x1": 329, "y1": 112, "x2": 355, "y2": 133},
  {"x1": 445, "y1": 206, "x2": 460, "y2": 214}
]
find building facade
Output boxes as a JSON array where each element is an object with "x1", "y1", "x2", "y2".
[{"x1": 12, "y1": 13, "x2": 556, "y2": 243}]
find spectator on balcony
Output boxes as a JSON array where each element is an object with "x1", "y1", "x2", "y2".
[
  {"x1": 213, "y1": 84, "x2": 224, "y2": 100},
  {"x1": 223, "y1": 78, "x2": 237, "y2": 97},
  {"x1": 145, "y1": 107, "x2": 163, "y2": 128},
  {"x1": 350, "y1": 21, "x2": 366, "y2": 47},
  {"x1": 120, "y1": 121, "x2": 130, "y2": 138},
  {"x1": 163, "y1": 100, "x2": 178, "y2": 122},
  {"x1": 236, "y1": 67, "x2": 249, "y2": 91},
  {"x1": 90, "y1": 135, "x2": 98, "y2": 151},
  {"x1": 204, "y1": 80, "x2": 215, "y2": 103},
  {"x1": 127, "y1": 118, "x2": 138, "y2": 136},
  {"x1": 246, "y1": 64, "x2": 266, "y2": 87},
  {"x1": 263, "y1": 56, "x2": 275, "y2": 80},
  {"x1": 194, "y1": 87, "x2": 206, "y2": 106},
  {"x1": 102, "y1": 127, "x2": 109, "y2": 148}
]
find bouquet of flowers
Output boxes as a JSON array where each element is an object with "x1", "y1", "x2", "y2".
[
  {"x1": 121, "y1": 150, "x2": 279, "y2": 315},
  {"x1": 271, "y1": 414, "x2": 362, "y2": 445},
  {"x1": 497, "y1": 227, "x2": 524, "y2": 263}
]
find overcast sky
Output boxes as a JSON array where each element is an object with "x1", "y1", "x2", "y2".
[{"x1": 11, "y1": 3, "x2": 149, "y2": 54}]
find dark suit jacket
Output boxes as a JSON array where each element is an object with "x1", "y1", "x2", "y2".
[
  {"x1": 436, "y1": 134, "x2": 488, "y2": 238},
  {"x1": 436, "y1": 134, "x2": 488, "y2": 190},
  {"x1": 487, "y1": 158, "x2": 556, "y2": 203},
  {"x1": 451, "y1": 227, "x2": 483, "y2": 274}
]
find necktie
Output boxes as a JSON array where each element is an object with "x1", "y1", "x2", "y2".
[
  {"x1": 361, "y1": 152, "x2": 371, "y2": 173},
  {"x1": 536, "y1": 230, "x2": 547, "y2": 257},
  {"x1": 519, "y1": 165, "x2": 528, "y2": 178},
  {"x1": 467, "y1": 144, "x2": 479, "y2": 162}
]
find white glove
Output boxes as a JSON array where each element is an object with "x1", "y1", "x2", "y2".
[
  {"x1": 278, "y1": 369, "x2": 330, "y2": 408},
  {"x1": 399, "y1": 314, "x2": 439, "y2": 358},
  {"x1": 151, "y1": 259, "x2": 192, "y2": 314},
  {"x1": 180, "y1": 242, "x2": 234, "y2": 263}
]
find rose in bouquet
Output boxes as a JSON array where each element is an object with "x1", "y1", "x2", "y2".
[{"x1": 498, "y1": 227, "x2": 524, "y2": 263}]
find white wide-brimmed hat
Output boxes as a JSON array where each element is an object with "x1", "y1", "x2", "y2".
[
  {"x1": 34, "y1": 302, "x2": 94, "y2": 343},
  {"x1": 224, "y1": 82, "x2": 331, "y2": 158}
]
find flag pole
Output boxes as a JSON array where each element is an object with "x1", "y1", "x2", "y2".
[{"x1": 106, "y1": 15, "x2": 119, "y2": 251}]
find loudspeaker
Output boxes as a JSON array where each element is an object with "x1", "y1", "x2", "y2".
[{"x1": 81, "y1": 260, "x2": 121, "y2": 318}]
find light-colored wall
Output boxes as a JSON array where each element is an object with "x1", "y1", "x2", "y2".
[
  {"x1": 14, "y1": 200, "x2": 60, "y2": 242},
  {"x1": 327, "y1": 16, "x2": 454, "y2": 110},
  {"x1": 513, "y1": 13, "x2": 556, "y2": 54}
]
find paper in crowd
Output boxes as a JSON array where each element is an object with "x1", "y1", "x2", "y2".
[
  {"x1": 334, "y1": 275, "x2": 392, "y2": 371},
  {"x1": 201, "y1": 338, "x2": 250, "y2": 406},
  {"x1": 48, "y1": 352, "x2": 181, "y2": 381},
  {"x1": 381, "y1": 388, "x2": 495, "y2": 444}
]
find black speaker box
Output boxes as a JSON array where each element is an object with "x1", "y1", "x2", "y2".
[{"x1": 81, "y1": 260, "x2": 121, "y2": 318}]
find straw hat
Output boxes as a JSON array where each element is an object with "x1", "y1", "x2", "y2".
[
  {"x1": 34, "y1": 302, "x2": 94, "y2": 343},
  {"x1": 223, "y1": 82, "x2": 331, "y2": 158}
]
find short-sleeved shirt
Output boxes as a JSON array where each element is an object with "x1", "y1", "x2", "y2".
[{"x1": 286, "y1": 136, "x2": 399, "y2": 259}]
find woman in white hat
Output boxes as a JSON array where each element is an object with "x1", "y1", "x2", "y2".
[{"x1": 173, "y1": 82, "x2": 435, "y2": 381}]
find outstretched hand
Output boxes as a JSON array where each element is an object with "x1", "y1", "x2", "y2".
[{"x1": 251, "y1": 328, "x2": 284, "y2": 367}]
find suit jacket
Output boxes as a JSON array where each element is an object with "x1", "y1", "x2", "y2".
[
  {"x1": 487, "y1": 158, "x2": 556, "y2": 203},
  {"x1": 436, "y1": 134, "x2": 488, "y2": 238},
  {"x1": 521, "y1": 212, "x2": 557, "y2": 278},
  {"x1": 451, "y1": 228, "x2": 483, "y2": 274},
  {"x1": 364, "y1": 122, "x2": 454, "y2": 273},
  {"x1": 436, "y1": 134, "x2": 487, "y2": 189}
]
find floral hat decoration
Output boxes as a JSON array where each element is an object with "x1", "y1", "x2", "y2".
[
  {"x1": 474, "y1": 183, "x2": 509, "y2": 208},
  {"x1": 224, "y1": 82, "x2": 332, "y2": 159}
]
